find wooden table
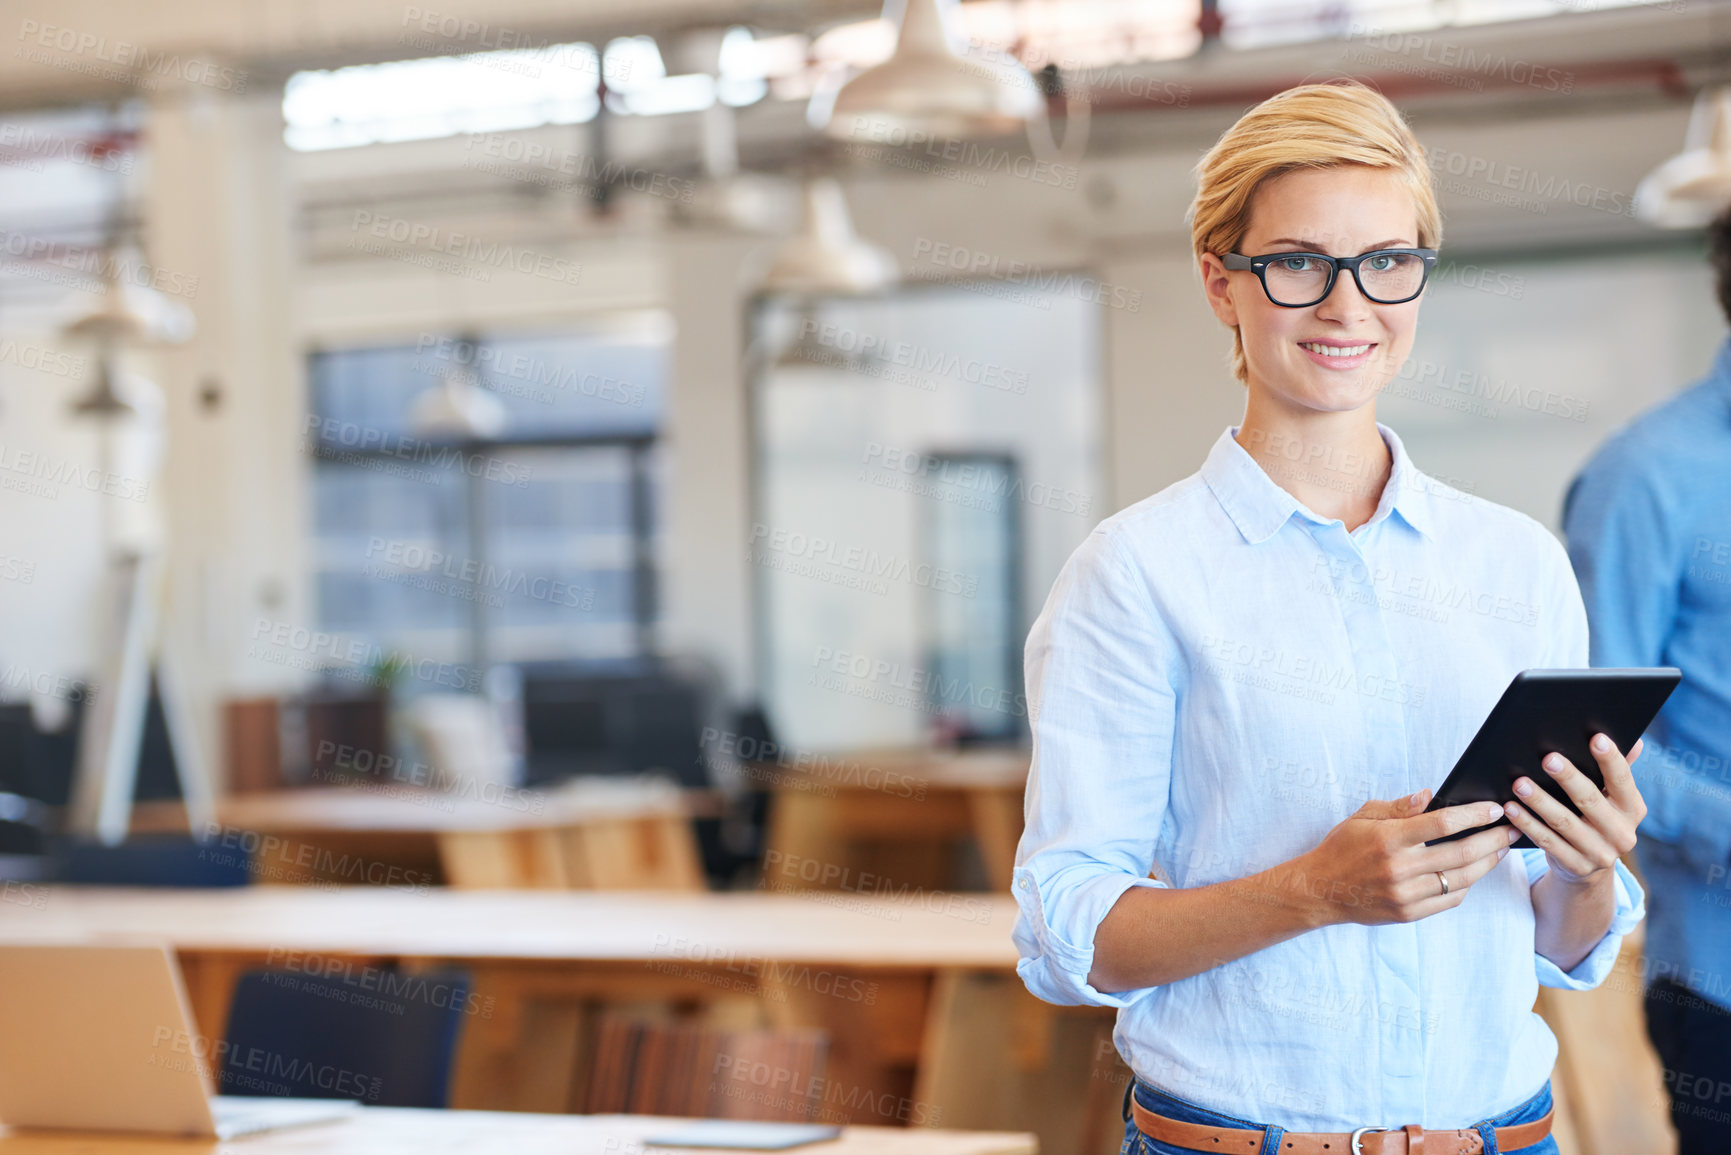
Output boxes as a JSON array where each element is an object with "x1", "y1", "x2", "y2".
[
  {"x1": 132, "y1": 778, "x2": 706, "y2": 890},
  {"x1": 0, "y1": 887, "x2": 1110, "y2": 1155},
  {"x1": 0, "y1": 1110, "x2": 1038, "y2": 1155},
  {"x1": 762, "y1": 749, "x2": 1027, "y2": 894}
]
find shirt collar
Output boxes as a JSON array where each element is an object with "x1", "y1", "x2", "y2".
[{"x1": 1199, "y1": 421, "x2": 1434, "y2": 545}]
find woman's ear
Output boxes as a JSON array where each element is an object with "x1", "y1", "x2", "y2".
[{"x1": 1199, "y1": 252, "x2": 1240, "y2": 328}]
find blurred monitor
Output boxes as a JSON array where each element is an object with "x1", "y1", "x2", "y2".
[
  {"x1": 0, "y1": 696, "x2": 85, "y2": 806},
  {"x1": 518, "y1": 660, "x2": 709, "y2": 789}
]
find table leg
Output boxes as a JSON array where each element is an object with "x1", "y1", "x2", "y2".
[
  {"x1": 438, "y1": 830, "x2": 527, "y2": 888},
  {"x1": 915, "y1": 971, "x2": 1110, "y2": 1155},
  {"x1": 176, "y1": 950, "x2": 249, "y2": 1052},
  {"x1": 565, "y1": 817, "x2": 705, "y2": 890},
  {"x1": 966, "y1": 789, "x2": 1023, "y2": 892},
  {"x1": 758, "y1": 967, "x2": 929, "y2": 1126},
  {"x1": 449, "y1": 967, "x2": 548, "y2": 1110},
  {"x1": 521, "y1": 828, "x2": 571, "y2": 888},
  {"x1": 765, "y1": 789, "x2": 838, "y2": 878}
]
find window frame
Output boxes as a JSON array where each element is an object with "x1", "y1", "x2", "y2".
[{"x1": 305, "y1": 337, "x2": 663, "y2": 669}]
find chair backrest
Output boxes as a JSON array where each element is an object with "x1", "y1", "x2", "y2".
[
  {"x1": 55, "y1": 835, "x2": 251, "y2": 887},
  {"x1": 220, "y1": 966, "x2": 471, "y2": 1107},
  {"x1": 583, "y1": 1015, "x2": 829, "y2": 1121}
]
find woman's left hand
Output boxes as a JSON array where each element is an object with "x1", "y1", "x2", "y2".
[{"x1": 1504, "y1": 733, "x2": 1647, "y2": 883}]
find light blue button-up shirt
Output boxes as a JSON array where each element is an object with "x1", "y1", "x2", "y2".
[
  {"x1": 1564, "y1": 337, "x2": 1731, "y2": 1013},
  {"x1": 1013, "y1": 421, "x2": 1644, "y2": 1131}
]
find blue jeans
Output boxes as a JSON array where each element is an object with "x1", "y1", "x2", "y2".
[{"x1": 1121, "y1": 1077, "x2": 1559, "y2": 1155}]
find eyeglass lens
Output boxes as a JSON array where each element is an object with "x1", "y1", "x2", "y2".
[{"x1": 1264, "y1": 252, "x2": 1427, "y2": 305}]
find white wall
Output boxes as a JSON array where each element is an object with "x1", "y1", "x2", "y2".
[{"x1": 0, "y1": 337, "x2": 125, "y2": 732}]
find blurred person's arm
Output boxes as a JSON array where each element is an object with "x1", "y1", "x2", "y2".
[{"x1": 1563, "y1": 451, "x2": 1731, "y2": 868}]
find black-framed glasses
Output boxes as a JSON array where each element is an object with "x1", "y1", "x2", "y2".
[{"x1": 1221, "y1": 248, "x2": 1438, "y2": 308}]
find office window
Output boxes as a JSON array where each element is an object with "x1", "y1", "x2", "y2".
[
  {"x1": 307, "y1": 320, "x2": 667, "y2": 673},
  {"x1": 921, "y1": 453, "x2": 1022, "y2": 742},
  {"x1": 1217, "y1": 0, "x2": 1672, "y2": 50}
]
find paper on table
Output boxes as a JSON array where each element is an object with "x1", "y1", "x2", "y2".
[{"x1": 642, "y1": 1122, "x2": 844, "y2": 1150}]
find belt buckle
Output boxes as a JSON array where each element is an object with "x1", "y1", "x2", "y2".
[{"x1": 1350, "y1": 1126, "x2": 1390, "y2": 1155}]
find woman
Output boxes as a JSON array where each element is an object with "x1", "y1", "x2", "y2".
[{"x1": 1012, "y1": 81, "x2": 1647, "y2": 1154}]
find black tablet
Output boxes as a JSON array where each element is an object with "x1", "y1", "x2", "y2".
[{"x1": 1423, "y1": 667, "x2": 1681, "y2": 849}]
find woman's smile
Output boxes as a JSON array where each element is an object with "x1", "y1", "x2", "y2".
[{"x1": 1296, "y1": 338, "x2": 1379, "y2": 369}]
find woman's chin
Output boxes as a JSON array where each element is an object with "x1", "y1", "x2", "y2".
[
  {"x1": 1274, "y1": 377, "x2": 1385, "y2": 416},
  {"x1": 1315, "y1": 364, "x2": 1396, "y2": 407}
]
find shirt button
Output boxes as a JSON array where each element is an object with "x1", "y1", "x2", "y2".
[{"x1": 1018, "y1": 877, "x2": 1031, "y2": 890}]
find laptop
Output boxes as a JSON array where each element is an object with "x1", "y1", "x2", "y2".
[{"x1": 0, "y1": 942, "x2": 360, "y2": 1139}]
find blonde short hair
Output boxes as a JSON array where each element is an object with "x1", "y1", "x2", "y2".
[{"x1": 1188, "y1": 80, "x2": 1442, "y2": 385}]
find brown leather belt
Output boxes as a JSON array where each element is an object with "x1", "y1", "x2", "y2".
[{"x1": 1131, "y1": 1094, "x2": 1554, "y2": 1155}]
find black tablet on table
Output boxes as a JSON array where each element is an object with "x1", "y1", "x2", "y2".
[{"x1": 1423, "y1": 667, "x2": 1682, "y2": 849}]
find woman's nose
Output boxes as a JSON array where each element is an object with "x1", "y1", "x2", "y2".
[{"x1": 1315, "y1": 268, "x2": 1373, "y2": 321}]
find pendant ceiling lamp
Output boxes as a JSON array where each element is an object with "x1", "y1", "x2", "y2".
[
  {"x1": 1636, "y1": 87, "x2": 1731, "y2": 229},
  {"x1": 65, "y1": 284, "x2": 149, "y2": 420},
  {"x1": 410, "y1": 364, "x2": 507, "y2": 440},
  {"x1": 820, "y1": 0, "x2": 1041, "y2": 141},
  {"x1": 63, "y1": 247, "x2": 195, "y2": 419},
  {"x1": 762, "y1": 178, "x2": 898, "y2": 294}
]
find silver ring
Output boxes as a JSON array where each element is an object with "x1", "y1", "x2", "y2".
[{"x1": 1437, "y1": 870, "x2": 1450, "y2": 896}]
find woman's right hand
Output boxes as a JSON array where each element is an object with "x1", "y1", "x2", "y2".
[{"x1": 1293, "y1": 789, "x2": 1523, "y2": 927}]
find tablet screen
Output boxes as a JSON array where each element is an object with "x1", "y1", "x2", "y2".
[{"x1": 1423, "y1": 667, "x2": 1680, "y2": 849}]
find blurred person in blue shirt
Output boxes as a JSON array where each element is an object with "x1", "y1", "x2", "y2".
[
  {"x1": 1015, "y1": 81, "x2": 1648, "y2": 1154},
  {"x1": 1563, "y1": 206, "x2": 1731, "y2": 1155}
]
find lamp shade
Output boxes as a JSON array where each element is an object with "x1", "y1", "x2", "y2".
[
  {"x1": 762, "y1": 179, "x2": 898, "y2": 294},
  {"x1": 61, "y1": 246, "x2": 195, "y2": 422},
  {"x1": 60, "y1": 248, "x2": 196, "y2": 348},
  {"x1": 410, "y1": 366, "x2": 507, "y2": 440},
  {"x1": 821, "y1": 0, "x2": 1041, "y2": 141},
  {"x1": 69, "y1": 359, "x2": 139, "y2": 419},
  {"x1": 1636, "y1": 87, "x2": 1731, "y2": 229}
]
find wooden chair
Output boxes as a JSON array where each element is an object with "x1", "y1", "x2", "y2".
[{"x1": 583, "y1": 1015, "x2": 830, "y2": 1121}]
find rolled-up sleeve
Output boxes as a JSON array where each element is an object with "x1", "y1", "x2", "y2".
[
  {"x1": 1520, "y1": 851, "x2": 1646, "y2": 990},
  {"x1": 1520, "y1": 532, "x2": 1646, "y2": 991},
  {"x1": 1012, "y1": 527, "x2": 1179, "y2": 1008}
]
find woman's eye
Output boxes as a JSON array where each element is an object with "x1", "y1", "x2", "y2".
[
  {"x1": 1277, "y1": 256, "x2": 1318, "y2": 272},
  {"x1": 1366, "y1": 254, "x2": 1395, "y2": 271}
]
